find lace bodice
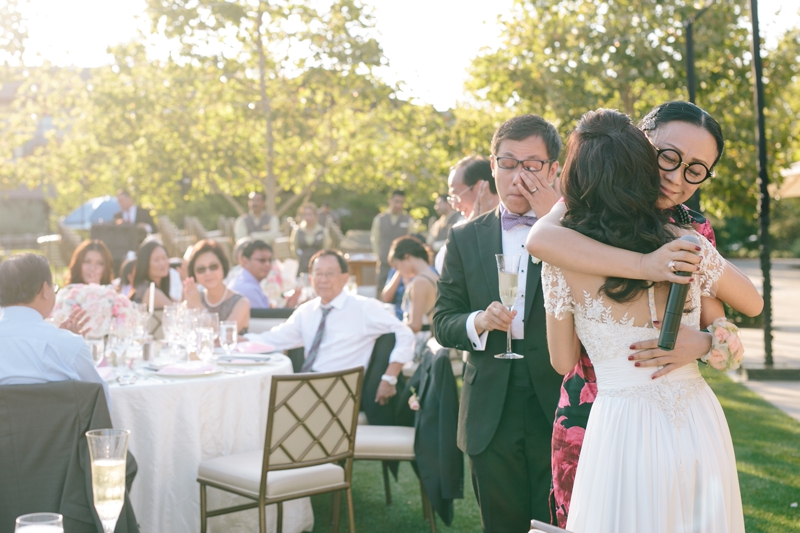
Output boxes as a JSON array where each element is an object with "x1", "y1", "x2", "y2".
[{"x1": 541, "y1": 233, "x2": 725, "y2": 425}]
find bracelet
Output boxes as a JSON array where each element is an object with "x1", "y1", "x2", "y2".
[
  {"x1": 380, "y1": 374, "x2": 398, "y2": 386},
  {"x1": 700, "y1": 318, "x2": 744, "y2": 372}
]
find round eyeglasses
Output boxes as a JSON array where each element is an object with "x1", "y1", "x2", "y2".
[{"x1": 656, "y1": 148, "x2": 713, "y2": 184}]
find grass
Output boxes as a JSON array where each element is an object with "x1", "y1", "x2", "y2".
[{"x1": 308, "y1": 372, "x2": 800, "y2": 532}]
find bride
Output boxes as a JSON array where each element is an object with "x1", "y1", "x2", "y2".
[{"x1": 540, "y1": 108, "x2": 762, "y2": 532}]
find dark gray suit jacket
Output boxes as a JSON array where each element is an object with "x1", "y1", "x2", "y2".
[{"x1": 433, "y1": 208, "x2": 562, "y2": 456}]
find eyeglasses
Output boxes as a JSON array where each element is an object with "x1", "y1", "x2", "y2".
[
  {"x1": 447, "y1": 184, "x2": 475, "y2": 205},
  {"x1": 52, "y1": 283, "x2": 59, "y2": 294},
  {"x1": 495, "y1": 156, "x2": 555, "y2": 173},
  {"x1": 249, "y1": 257, "x2": 272, "y2": 264},
  {"x1": 194, "y1": 263, "x2": 221, "y2": 275},
  {"x1": 312, "y1": 270, "x2": 342, "y2": 279},
  {"x1": 655, "y1": 148, "x2": 713, "y2": 184}
]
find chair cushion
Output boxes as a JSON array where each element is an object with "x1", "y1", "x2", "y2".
[
  {"x1": 354, "y1": 425, "x2": 415, "y2": 460},
  {"x1": 198, "y1": 450, "x2": 345, "y2": 499}
]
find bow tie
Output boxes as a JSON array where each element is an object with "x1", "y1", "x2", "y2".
[{"x1": 501, "y1": 210, "x2": 537, "y2": 231}]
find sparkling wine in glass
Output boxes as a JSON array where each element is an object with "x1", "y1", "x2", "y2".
[
  {"x1": 86, "y1": 429, "x2": 129, "y2": 533},
  {"x1": 220, "y1": 321, "x2": 238, "y2": 357},
  {"x1": 495, "y1": 254, "x2": 524, "y2": 360},
  {"x1": 15, "y1": 513, "x2": 63, "y2": 532}
]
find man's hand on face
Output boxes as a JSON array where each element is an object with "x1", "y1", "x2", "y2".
[{"x1": 517, "y1": 170, "x2": 559, "y2": 219}]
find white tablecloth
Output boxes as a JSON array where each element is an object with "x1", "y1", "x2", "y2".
[{"x1": 110, "y1": 355, "x2": 314, "y2": 533}]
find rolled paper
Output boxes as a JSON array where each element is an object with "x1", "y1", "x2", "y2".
[{"x1": 149, "y1": 281, "x2": 155, "y2": 314}]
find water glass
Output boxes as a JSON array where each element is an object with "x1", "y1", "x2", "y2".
[
  {"x1": 220, "y1": 321, "x2": 238, "y2": 357},
  {"x1": 198, "y1": 311, "x2": 220, "y2": 341},
  {"x1": 86, "y1": 429, "x2": 129, "y2": 533},
  {"x1": 196, "y1": 327, "x2": 215, "y2": 362},
  {"x1": 86, "y1": 338, "x2": 105, "y2": 367},
  {"x1": 15, "y1": 513, "x2": 63, "y2": 532}
]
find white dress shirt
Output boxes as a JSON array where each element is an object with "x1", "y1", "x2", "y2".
[
  {"x1": 465, "y1": 207, "x2": 535, "y2": 350},
  {"x1": 0, "y1": 306, "x2": 111, "y2": 406},
  {"x1": 246, "y1": 290, "x2": 415, "y2": 373}
]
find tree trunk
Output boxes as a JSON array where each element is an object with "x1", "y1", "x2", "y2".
[{"x1": 256, "y1": 7, "x2": 276, "y2": 217}]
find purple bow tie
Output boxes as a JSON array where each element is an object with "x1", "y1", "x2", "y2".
[{"x1": 501, "y1": 210, "x2": 537, "y2": 231}]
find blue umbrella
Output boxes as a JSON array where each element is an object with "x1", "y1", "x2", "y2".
[{"x1": 61, "y1": 196, "x2": 120, "y2": 230}]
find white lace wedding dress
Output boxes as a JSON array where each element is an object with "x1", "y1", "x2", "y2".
[{"x1": 543, "y1": 234, "x2": 745, "y2": 533}]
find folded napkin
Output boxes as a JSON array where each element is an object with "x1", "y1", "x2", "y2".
[
  {"x1": 158, "y1": 362, "x2": 216, "y2": 375},
  {"x1": 235, "y1": 341, "x2": 275, "y2": 354}
]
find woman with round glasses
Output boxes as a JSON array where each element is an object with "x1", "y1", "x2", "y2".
[
  {"x1": 183, "y1": 239, "x2": 250, "y2": 333},
  {"x1": 525, "y1": 101, "x2": 762, "y2": 527}
]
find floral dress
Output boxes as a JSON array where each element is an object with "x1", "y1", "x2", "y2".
[{"x1": 551, "y1": 205, "x2": 716, "y2": 528}]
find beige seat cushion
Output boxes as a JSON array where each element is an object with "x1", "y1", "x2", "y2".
[
  {"x1": 354, "y1": 425, "x2": 415, "y2": 460},
  {"x1": 198, "y1": 450, "x2": 345, "y2": 499}
]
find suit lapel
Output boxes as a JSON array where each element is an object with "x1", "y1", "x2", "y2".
[
  {"x1": 475, "y1": 210, "x2": 503, "y2": 302},
  {"x1": 525, "y1": 258, "x2": 543, "y2": 322}
]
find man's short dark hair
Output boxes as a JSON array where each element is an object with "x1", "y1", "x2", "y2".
[
  {"x1": 248, "y1": 191, "x2": 266, "y2": 201},
  {"x1": 436, "y1": 193, "x2": 449, "y2": 202},
  {"x1": 390, "y1": 190, "x2": 405, "y2": 198},
  {"x1": 491, "y1": 114, "x2": 563, "y2": 161},
  {"x1": 309, "y1": 249, "x2": 349, "y2": 274},
  {"x1": 241, "y1": 240, "x2": 272, "y2": 260},
  {"x1": 0, "y1": 253, "x2": 52, "y2": 307},
  {"x1": 456, "y1": 155, "x2": 497, "y2": 195},
  {"x1": 116, "y1": 190, "x2": 131, "y2": 198}
]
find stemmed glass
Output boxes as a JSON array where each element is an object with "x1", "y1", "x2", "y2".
[
  {"x1": 219, "y1": 321, "x2": 238, "y2": 358},
  {"x1": 495, "y1": 254, "x2": 524, "y2": 359},
  {"x1": 15, "y1": 513, "x2": 63, "y2": 532},
  {"x1": 86, "y1": 429, "x2": 129, "y2": 533}
]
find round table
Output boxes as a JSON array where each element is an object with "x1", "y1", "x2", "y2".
[{"x1": 110, "y1": 355, "x2": 314, "y2": 533}]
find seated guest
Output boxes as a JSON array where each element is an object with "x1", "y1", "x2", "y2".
[
  {"x1": 117, "y1": 257, "x2": 136, "y2": 298},
  {"x1": 66, "y1": 240, "x2": 115, "y2": 286},
  {"x1": 0, "y1": 253, "x2": 110, "y2": 405},
  {"x1": 381, "y1": 266, "x2": 409, "y2": 320},
  {"x1": 114, "y1": 190, "x2": 155, "y2": 234},
  {"x1": 389, "y1": 236, "x2": 438, "y2": 334},
  {"x1": 130, "y1": 241, "x2": 175, "y2": 308},
  {"x1": 226, "y1": 240, "x2": 272, "y2": 309},
  {"x1": 183, "y1": 239, "x2": 250, "y2": 334},
  {"x1": 247, "y1": 249, "x2": 414, "y2": 405},
  {"x1": 224, "y1": 237, "x2": 253, "y2": 285},
  {"x1": 291, "y1": 202, "x2": 331, "y2": 274}
]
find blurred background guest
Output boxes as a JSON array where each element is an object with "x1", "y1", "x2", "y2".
[
  {"x1": 234, "y1": 191, "x2": 281, "y2": 245},
  {"x1": 113, "y1": 190, "x2": 155, "y2": 233},
  {"x1": 184, "y1": 239, "x2": 250, "y2": 333},
  {"x1": 291, "y1": 202, "x2": 331, "y2": 274},
  {"x1": 226, "y1": 239, "x2": 273, "y2": 309},
  {"x1": 317, "y1": 201, "x2": 340, "y2": 229},
  {"x1": 117, "y1": 257, "x2": 136, "y2": 297},
  {"x1": 381, "y1": 266, "x2": 411, "y2": 320},
  {"x1": 371, "y1": 190, "x2": 412, "y2": 292},
  {"x1": 130, "y1": 241, "x2": 174, "y2": 308},
  {"x1": 427, "y1": 194, "x2": 462, "y2": 252},
  {"x1": 225, "y1": 237, "x2": 253, "y2": 285},
  {"x1": 65, "y1": 240, "x2": 115, "y2": 286},
  {"x1": 388, "y1": 236, "x2": 439, "y2": 358}
]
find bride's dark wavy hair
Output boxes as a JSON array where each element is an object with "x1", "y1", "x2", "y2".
[{"x1": 561, "y1": 109, "x2": 672, "y2": 303}]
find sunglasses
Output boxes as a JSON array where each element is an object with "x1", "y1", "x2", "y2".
[{"x1": 194, "y1": 263, "x2": 221, "y2": 275}]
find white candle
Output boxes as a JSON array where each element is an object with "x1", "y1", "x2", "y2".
[{"x1": 148, "y1": 281, "x2": 155, "y2": 314}]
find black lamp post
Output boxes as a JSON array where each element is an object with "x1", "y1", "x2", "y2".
[
  {"x1": 684, "y1": 0, "x2": 715, "y2": 213},
  {"x1": 748, "y1": 0, "x2": 774, "y2": 366}
]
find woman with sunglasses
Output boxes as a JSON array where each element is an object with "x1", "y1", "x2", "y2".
[
  {"x1": 183, "y1": 239, "x2": 250, "y2": 334},
  {"x1": 525, "y1": 101, "x2": 762, "y2": 527}
]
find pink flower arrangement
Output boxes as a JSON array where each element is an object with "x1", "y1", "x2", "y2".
[
  {"x1": 703, "y1": 318, "x2": 744, "y2": 372},
  {"x1": 52, "y1": 283, "x2": 138, "y2": 337}
]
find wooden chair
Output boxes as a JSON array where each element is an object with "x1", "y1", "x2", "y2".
[{"x1": 197, "y1": 367, "x2": 364, "y2": 533}]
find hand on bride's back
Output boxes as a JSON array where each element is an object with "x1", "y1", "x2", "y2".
[
  {"x1": 641, "y1": 238, "x2": 703, "y2": 283},
  {"x1": 628, "y1": 323, "x2": 713, "y2": 379}
]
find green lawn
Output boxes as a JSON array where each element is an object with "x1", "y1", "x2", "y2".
[{"x1": 311, "y1": 372, "x2": 800, "y2": 532}]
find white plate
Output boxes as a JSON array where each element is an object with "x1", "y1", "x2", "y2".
[
  {"x1": 214, "y1": 347, "x2": 275, "y2": 356},
  {"x1": 216, "y1": 355, "x2": 274, "y2": 366},
  {"x1": 154, "y1": 362, "x2": 221, "y2": 378}
]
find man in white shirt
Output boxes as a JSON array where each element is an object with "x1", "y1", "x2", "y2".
[
  {"x1": 0, "y1": 253, "x2": 110, "y2": 406},
  {"x1": 114, "y1": 190, "x2": 155, "y2": 234},
  {"x1": 247, "y1": 249, "x2": 414, "y2": 405}
]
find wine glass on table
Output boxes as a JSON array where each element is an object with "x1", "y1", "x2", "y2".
[
  {"x1": 495, "y1": 254, "x2": 523, "y2": 360},
  {"x1": 219, "y1": 321, "x2": 238, "y2": 358},
  {"x1": 86, "y1": 429, "x2": 129, "y2": 533},
  {"x1": 15, "y1": 513, "x2": 63, "y2": 532}
]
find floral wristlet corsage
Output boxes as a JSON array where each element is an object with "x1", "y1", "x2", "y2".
[{"x1": 701, "y1": 318, "x2": 744, "y2": 372}]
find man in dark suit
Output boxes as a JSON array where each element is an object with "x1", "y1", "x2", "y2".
[
  {"x1": 433, "y1": 115, "x2": 565, "y2": 532},
  {"x1": 114, "y1": 190, "x2": 155, "y2": 233}
]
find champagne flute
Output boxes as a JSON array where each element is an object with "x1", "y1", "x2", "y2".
[
  {"x1": 196, "y1": 327, "x2": 215, "y2": 362},
  {"x1": 220, "y1": 321, "x2": 238, "y2": 357},
  {"x1": 15, "y1": 513, "x2": 63, "y2": 532},
  {"x1": 86, "y1": 429, "x2": 129, "y2": 533},
  {"x1": 495, "y1": 254, "x2": 524, "y2": 360},
  {"x1": 86, "y1": 338, "x2": 105, "y2": 367}
]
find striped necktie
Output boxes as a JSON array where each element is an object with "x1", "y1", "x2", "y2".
[{"x1": 301, "y1": 306, "x2": 333, "y2": 372}]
